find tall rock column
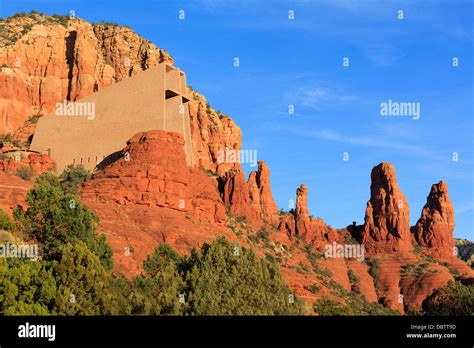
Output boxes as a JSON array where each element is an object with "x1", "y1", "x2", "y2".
[
  {"x1": 413, "y1": 181, "x2": 455, "y2": 258},
  {"x1": 361, "y1": 162, "x2": 412, "y2": 253},
  {"x1": 295, "y1": 184, "x2": 312, "y2": 239},
  {"x1": 221, "y1": 170, "x2": 261, "y2": 225},
  {"x1": 247, "y1": 160, "x2": 279, "y2": 223}
]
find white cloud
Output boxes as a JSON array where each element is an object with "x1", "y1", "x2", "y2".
[
  {"x1": 265, "y1": 123, "x2": 439, "y2": 158},
  {"x1": 287, "y1": 85, "x2": 358, "y2": 110}
]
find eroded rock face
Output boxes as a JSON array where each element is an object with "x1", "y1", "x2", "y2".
[
  {"x1": 277, "y1": 183, "x2": 338, "y2": 243},
  {"x1": 247, "y1": 161, "x2": 279, "y2": 223},
  {"x1": 0, "y1": 153, "x2": 56, "y2": 178},
  {"x1": 0, "y1": 171, "x2": 32, "y2": 216},
  {"x1": 0, "y1": 13, "x2": 170, "y2": 137},
  {"x1": 219, "y1": 160, "x2": 279, "y2": 226},
  {"x1": 414, "y1": 181, "x2": 455, "y2": 258},
  {"x1": 0, "y1": 13, "x2": 244, "y2": 179},
  {"x1": 221, "y1": 169, "x2": 261, "y2": 225},
  {"x1": 360, "y1": 162, "x2": 412, "y2": 253},
  {"x1": 81, "y1": 130, "x2": 226, "y2": 225},
  {"x1": 187, "y1": 89, "x2": 243, "y2": 175},
  {"x1": 295, "y1": 184, "x2": 310, "y2": 236},
  {"x1": 79, "y1": 129, "x2": 239, "y2": 277}
]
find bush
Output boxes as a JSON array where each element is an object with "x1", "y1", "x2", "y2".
[
  {"x1": 249, "y1": 228, "x2": 270, "y2": 244},
  {"x1": 59, "y1": 165, "x2": 92, "y2": 194},
  {"x1": 366, "y1": 259, "x2": 380, "y2": 288},
  {"x1": 348, "y1": 269, "x2": 360, "y2": 283},
  {"x1": 423, "y1": 281, "x2": 474, "y2": 315},
  {"x1": 314, "y1": 298, "x2": 353, "y2": 315},
  {"x1": 304, "y1": 284, "x2": 321, "y2": 294},
  {"x1": 15, "y1": 166, "x2": 33, "y2": 181},
  {"x1": 0, "y1": 134, "x2": 13, "y2": 143},
  {"x1": 131, "y1": 237, "x2": 306, "y2": 315},
  {"x1": 0, "y1": 241, "x2": 126, "y2": 315},
  {"x1": 313, "y1": 294, "x2": 398, "y2": 316},
  {"x1": 0, "y1": 208, "x2": 14, "y2": 231},
  {"x1": 14, "y1": 173, "x2": 113, "y2": 270}
]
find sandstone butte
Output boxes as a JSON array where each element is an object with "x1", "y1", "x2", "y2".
[{"x1": 0, "y1": 12, "x2": 472, "y2": 314}]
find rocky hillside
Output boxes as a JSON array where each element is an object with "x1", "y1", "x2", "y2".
[
  {"x1": 0, "y1": 11, "x2": 242, "y2": 175},
  {"x1": 0, "y1": 12, "x2": 472, "y2": 315},
  {"x1": 0, "y1": 11, "x2": 170, "y2": 137}
]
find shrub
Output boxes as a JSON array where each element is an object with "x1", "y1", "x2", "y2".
[
  {"x1": 59, "y1": 165, "x2": 92, "y2": 194},
  {"x1": 14, "y1": 173, "x2": 113, "y2": 270},
  {"x1": 314, "y1": 298, "x2": 353, "y2": 315},
  {"x1": 0, "y1": 134, "x2": 13, "y2": 143},
  {"x1": 0, "y1": 208, "x2": 14, "y2": 231},
  {"x1": 366, "y1": 259, "x2": 380, "y2": 288},
  {"x1": 313, "y1": 293, "x2": 398, "y2": 316},
  {"x1": 0, "y1": 241, "x2": 125, "y2": 315},
  {"x1": 348, "y1": 269, "x2": 360, "y2": 283},
  {"x1": 423, "y1": 281, "x2": 474, "y2": 315},
  {"x1": 304, "y1": 284, "x2": 321, "y2": 294},
  {"x1": 250, "y1": 228, "x2": 270, "y2": 244},
  {"x1": 131, "y1": 237, "x2": 306, "y2": 315},
  {"x1": 15, "y1": 166, "x2": 34, "y2": 181}
]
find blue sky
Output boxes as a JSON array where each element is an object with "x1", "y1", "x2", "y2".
[{"x1": 1, "y1": 0, "x2": 473, "y2": 240}]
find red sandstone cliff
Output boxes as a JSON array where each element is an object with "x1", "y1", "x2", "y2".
[
  {"x1": 248, "y1": 161, "x2": 279, "y2": 223},
  {"x1": 413, "y1": 181, "x2": 455, "y2": 258},
  {"x1": 0, "y1": 12, "x2": 472, "y2": 315},
  {"x1": 360, "y1": 162, "x2": 412, "y2": 253},
  {"x1": 80, "y1": 130, "x2": 237, "y2": 275},
  {"x1": 0, "y1": 12, "x2": 242, "y2": 177},
  {"x1": 0, "y1": 12, "x2": 171, "y2": 136}
]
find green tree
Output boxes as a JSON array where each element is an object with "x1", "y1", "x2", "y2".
[
  {"x1": 59, "y1": 165, "x2": 92, "y2": 194},
  {"x1": 313, "y1": 298, "x2": 354, "y2": 315},
  {"x1": 14, "y1": 173, "x2": 113, "y2": 270},
  {"x1": 130, "y1": 244, "x2": 184, "y2": 315},
  {"x1": 0, "y1": 242, "x2": 129, "y2": 315},
  {"x1": 131, "y1": 237, "x2": 306, "y2": 315},
  {"x1": 0, "y1": 257, "x2": 56, "y2": 315},
  {"x1": 423, "y1": 281, "x2": 474, "y2": 315},
  {"x1": 50, "y1": 242, "x2": 122, "y2": 315},
  {"x1": 0, "y1": 208, "x2": 15, "y2": 231},
  {"x1": 184, "y1": 238, "x2": 304, "y2": 315}
]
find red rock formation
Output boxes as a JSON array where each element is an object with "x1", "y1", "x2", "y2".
[
  {"x1": 221, "y1": 169, "x2": 261, "y2": 226},
  {"x1": 277, "y1": 183, "x2": 340, "y2": 243},
  {"x1": 399, "y1": 263, "x2": 453, "y2": 312},
  {"x1": 346, "y1": 259, "x2": 378, "y2": 303},
  {"x1": 1, "y1": 12, "x2": 471, "y2": 313},
  {"x1": 247, "y1": 160, "x2": 279, "y2": 223},
  {"x1": 187, "y1": 90, "x2": 243, "y2": 175},
  {"x1": 278, "y1": 213, "x2": 296, "y2": 237},
  {"x1": 0, "y1": 153, "x2": 56, "y2": 178},
  {"x1": 295, "y1": 184, "x2": 310, "y2": 235},
  {"x1": 361, "y1": 162, "x2": 412, "y2": 253},
  {"x1": 0, "y1": 12, "x2": 171, "y2": 137},
  {"x1": 0, "y1": 13, "x2": 243, "y2": 178},
  {"x1": 0, "y1": 171, "x2": 32, "y2": 216},
  {"x1": 82, "y1": 130, "x2": 226, "y2": 225},
  {"x1": 413, "y1": 181, "x2": 455, "y2": 258},
  {"x1": 80, "y1": 130, "x2": 241, "y2": 276}
]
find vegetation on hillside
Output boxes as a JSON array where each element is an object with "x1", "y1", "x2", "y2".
[
  {"x1": 1, "y1": 170, "x2": 472, "y2": 316},
  {"x1": 423, "y1": 281, "x2": 474, "y2": 315},
  {"x1": 0, "y1": 172, "x2": 306, "y2": 315}
]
